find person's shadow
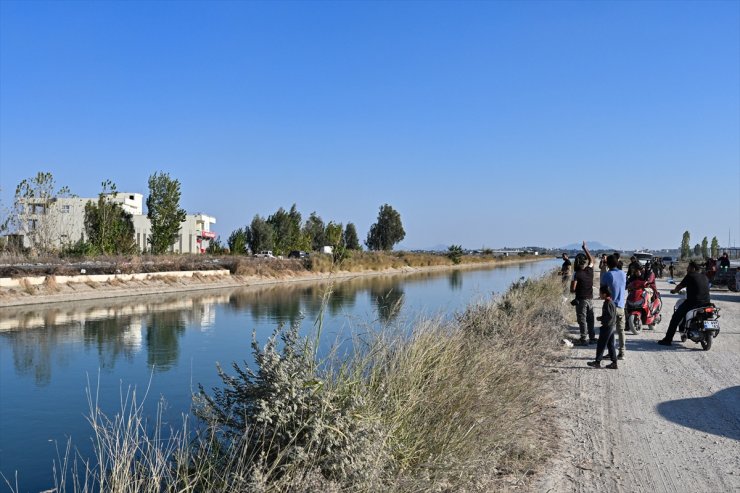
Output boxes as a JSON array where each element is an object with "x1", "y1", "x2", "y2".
[{"x1": 656, "y1": 386, "x2": 740, "y2": 441}]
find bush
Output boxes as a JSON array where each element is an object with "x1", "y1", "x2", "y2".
[
  {"x1": 447, "y1": 245, "x2": 463, "y2": 264},
  {"x1": 195, "y1": 323, "x2": 386, "y2": 489}
]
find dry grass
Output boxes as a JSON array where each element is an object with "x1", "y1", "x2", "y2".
[
  {"x1": 157, "y1": 275, "x2": 180, "y2": 286},
  {"x1": 43, "y1": 275, "x2": 60, "y2": 293},
  {"x1": 18, "y1": 278, "x2": 36, "y2": 295},
  {"x1": 107, "y1": 278, "x2": 126, "y2": 287}
]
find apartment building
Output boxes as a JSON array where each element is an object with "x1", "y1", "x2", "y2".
[{"x1": 15, "y1": 192, "x2": 216, "y2": 253}]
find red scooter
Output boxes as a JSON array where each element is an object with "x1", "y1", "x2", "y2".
[{"x1": 625, "y1": 278, "x2": 662, "y2": 334}]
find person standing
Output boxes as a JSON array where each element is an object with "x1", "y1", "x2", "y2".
[
  {"x1": 669, "y1": 262, "x2": 675, "y2": 280},
  {"x1": 601, "y1": 254, "x2": 627, "y2": 359},
  {"x1": 599, "y1": 254, "x2": 608, "y2": 284},
  {"x1": 613, "y1": 252, "x2": 623, "y2": 270},
  {"x1": 586, "y1": 285, "x2": 618, "y2": 369},
  {"x1": 658, "y1": 261, "x2": 711, "y2": 346},
  {"x1": 560, "y1": 253, "x2": 572, "y2": 283},
  {"x1": 571, "y1": 241, "x2": 596, "y2": 345}
]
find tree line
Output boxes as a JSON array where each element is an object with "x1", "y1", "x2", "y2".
[
  {"x1": 2, "y1": 171, "x2": 407, "y2": 257},
  {"x1": 224, "y1": 203, "x2": 405, "y2": 256},
  {"x1": 680, "y1": 231, "x2": 722, "y2": 260}
]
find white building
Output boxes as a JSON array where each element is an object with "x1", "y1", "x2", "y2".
[{"x1": 15, "y1": 192, "x2": 216, "y2": 254}]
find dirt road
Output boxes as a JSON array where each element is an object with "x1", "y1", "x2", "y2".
[{"x1": 534, "y1": 277, "x2": 740, "y2": 493}]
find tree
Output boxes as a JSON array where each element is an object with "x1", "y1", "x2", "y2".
[
  {"x1": 365, "y1": 204, "x2": 405, "y2": 251},
  {"x1": 447, "y1": 244, "x2": 463, "y2": 264},
  {"x1": 711, "y1": 237, "x2": 720, "y2": 258},
  {"x1": 146, "y1": 172, "x2": 186, "y2": 254},
  {"x1": 206, "y1": 236, "x2": 227, "y2": 254},
  {"x1": 693, "y1": 243, "x2": 701, "y2": 257},
  {"x1": 267, "y1": 204, "x2": 304, "y2": 255},
  {"x1": 701, "y1": 237, "x2": 708, "y2": 258},
  {"x1": 343, "y1": 223, "x2": 361, "y2": 250},
  {"x1": 324, "y1": 221, "x2": 343, "y2": 249},
  {"x1": 84, "y1": 180, "x2": 136, "y2": 255},
  {"x1": 8, "y1": 172, "x2": 75, "y2": 253},
  {"x1": 302, "y1": 212, "x2": 326, "y2": 251},
  {"x1": 680, "y1": 231, "x2": 691, "y2": 260},
  {"x1": 227, "y1": 227, "x2": 249, "y2": 254},
  {"x1": 247, "y1": 215, "x2": 274, "y2": 253}
]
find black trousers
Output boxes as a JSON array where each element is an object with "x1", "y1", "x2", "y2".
[
  {"x1": 595, "y1": 325, "x2": 617, "y2": 363},
  {"x1": 665, "y1": 301, "x2": 703, "y2": 341}
]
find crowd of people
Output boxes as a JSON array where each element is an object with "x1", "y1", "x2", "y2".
[{"x1": 558, "y1": 243, "x2": 727, "y2": 369}]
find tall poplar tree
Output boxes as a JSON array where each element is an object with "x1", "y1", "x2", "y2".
[
  {"x1": 680, "y1": 231, "x2": 691, "y2": 260},
  {"x1": 146, "y1": 172, "x2": 186, "y2": 254},
  {"x1": 343, "y1": 223, "x2": 361, "y2": 250},
  {"x1": 701, "y1": 237, "x2": 708, "y2": 258},
  {"x1": 711, "y1": 237, "x2": 720, "y2": 258}
]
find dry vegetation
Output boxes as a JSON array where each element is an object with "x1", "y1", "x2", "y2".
[
  {"x1": 0, "y1": 251, "x2": 538, "y2": 279},
  {"x1": 44, "y1": 273, "x2": 568, "y2": 492}
]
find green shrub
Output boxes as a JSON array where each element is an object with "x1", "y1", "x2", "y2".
[{"x1": 194, "y1": 323, "x2": 386, "y2": 489}]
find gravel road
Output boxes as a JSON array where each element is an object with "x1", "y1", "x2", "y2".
[{"x1": 533, "y1": 276, "x2": 740, "y2": 493}]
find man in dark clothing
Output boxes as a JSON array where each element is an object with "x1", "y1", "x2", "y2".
[
  {"x1": 571, "y1": 241, "x2": 595, "y2": 345},
  {"x1": 719, "y1": 252, "x2": 730, "y2": 274},
  {"x1": 587, "y1": 285, "x2": 618, "y2": 369},
  {"x1": 560, "y1": 253, "x2": 572, "y2": 283},
  {"x1": 613, "y1": 252, "x2": 623, "y2": 270},
  {"x1": 658, "y1": 261, "x2": 711, "y2": 346},
  {"x1": 627, "y1": 256, "x2": 642, "y2": 284}
]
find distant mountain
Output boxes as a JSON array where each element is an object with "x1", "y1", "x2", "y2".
[{"x1": 560, "y1": 241, "x2": 615, "y2": 251}]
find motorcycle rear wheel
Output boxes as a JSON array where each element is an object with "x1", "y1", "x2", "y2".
[
  {"x1": 627, "y1": 314, "x2": 641, "y2": 335},
  {"x1": 701, "y1": 332, "x2": 713, "y2": 351}
]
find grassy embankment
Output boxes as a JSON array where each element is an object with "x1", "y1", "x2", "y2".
[
  {"x1": 0, "y1": 252, "x2": 544, "y2": 299},
  {"x1": 44, "y1": 272, "x2": 568, "y2": 492}
]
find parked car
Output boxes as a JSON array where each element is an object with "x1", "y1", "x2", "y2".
[
  {"x1": 633, "y1": 252, "x2": 653, "y2": 266},
  {"x1": 255, "y1": 251, "x2": 275, "y2": 259},
  {"x1": 662, "y1": 256, "x2": 674, "y2": 264},
  {"x1": 288, "y1": 250, "x2": 309, "y2": 259}
]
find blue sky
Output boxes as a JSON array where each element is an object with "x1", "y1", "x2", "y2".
[{"x1": 1, "y1": 0, "x2": 738, "y2": 250}]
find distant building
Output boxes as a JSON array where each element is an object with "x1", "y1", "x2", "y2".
[{"x1": 14, "y1": 192, "x2": 216, "y2": 254}]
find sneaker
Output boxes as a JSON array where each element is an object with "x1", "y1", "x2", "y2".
[
  {"x1": 605, "y1": 362, "x2": 618, "y2": 370},
  {"x1": 586, "y1": 360, "x2": 601, "y2": 368},
  {"x1": 617, "y1": 351, "x2": 624, "y2": 360},
  {"x1": 657, "y1": 339, "x2": 672, "y2": 346},
  {"x1": 589, "y1": 338, "x2": 598, "y2": 345},
  {"x1": 577, "y1": 338, "x2": 589, "y2": 346}
]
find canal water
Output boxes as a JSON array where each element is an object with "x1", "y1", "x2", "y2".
[{"x1": 0, "y1": 259, "x2": 558, "y2": 491}]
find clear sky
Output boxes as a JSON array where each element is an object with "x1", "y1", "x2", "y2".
[{"x1": 1, "y1": 0, "x2": 738, "y2": 251}]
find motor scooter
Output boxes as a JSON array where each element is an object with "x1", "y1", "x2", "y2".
[
  {"x1": 625, "y1": 279, "x2": 662, "y2": 334},
  {"x1": 674, "y1": 291, "x2": 721, "y2": 350}
]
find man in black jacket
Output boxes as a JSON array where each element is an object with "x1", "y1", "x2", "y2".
[{"x1": 658, "y1": 261, "x2": 711, "y2": 346}]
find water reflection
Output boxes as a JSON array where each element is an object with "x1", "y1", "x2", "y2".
[
  {"x1": 370, "y1": 285, "x2": 405, "y2": 324},
  {"x1": 225, "y1": 275, "x2": 412, "y2": 325},
  {"x1": 0, "y1": 292, "x2": 230, "y2": 384},
  {"x1": 448, "y1": 270, "x2": 463, "y2": 290},
  {"x1": 145, "y1": 311, "x2": 186, "y2": 371},
  {"x1": 0, "y1": 265, "x2": 549, "y2": 384}
]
